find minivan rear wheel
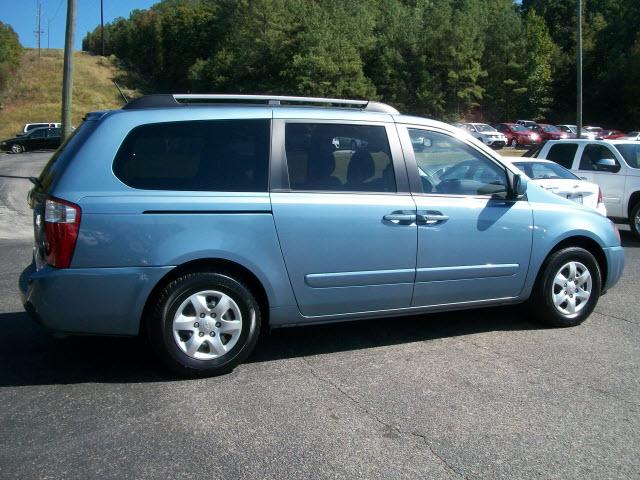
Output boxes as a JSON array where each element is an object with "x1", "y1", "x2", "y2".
[
  {"x1": 530, "y1": 247, "x2": 601, "y2": 327},
  {"x1": 148, "y1": 272, "x2": 261, "y2": 377}
]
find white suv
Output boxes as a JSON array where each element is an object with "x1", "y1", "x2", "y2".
[
  {"x1": 458, "y1": 123, "x2": 507, "y2": 149},
  {"x1": 536, "y1": 139, "x2": 640, "y2": 238}
]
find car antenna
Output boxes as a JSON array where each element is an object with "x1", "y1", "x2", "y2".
[{"x1": 113, "y1": 81, "x2": 129, "y2": 104}]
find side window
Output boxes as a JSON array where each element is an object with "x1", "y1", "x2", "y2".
[
  {"x1": 31, "y1": 129, "x2": 45, "y2": 139},
  {"x1": 284, "y1": 123, "x2": 395, "y2": 193},
  {"x1": 579, "y1": 144, "x2": 618, "y2": 171},
  {"x1": 408, "y1": 128, "x2": 508, "y2": 196},
  {"x1": 615, "y1": 144, "x2": 640, "y2": 169},
  {"x1": 546, "y1": 143, "x2": 578, "y2": 168},
  {"x1": 113, "y1": 119, "x2": 269, "y2": 191}
]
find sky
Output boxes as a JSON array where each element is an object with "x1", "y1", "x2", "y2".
[{"x1": 0, "y1": 0, "x2": 157, "y2": 51}]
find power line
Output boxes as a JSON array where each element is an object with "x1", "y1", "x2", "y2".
[{"x1": 51, "y1": 0, "x2": 65, "y2": 22}]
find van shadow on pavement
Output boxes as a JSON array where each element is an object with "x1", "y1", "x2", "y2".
[{"x1": 0, "y1": 305, "x2": 540, "y2": 387}]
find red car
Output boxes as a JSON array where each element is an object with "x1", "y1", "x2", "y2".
[
  {"x1": 529, "y1": 123, "x2": 571, "y2": 141},
  {"x1": 493, "y1": 123, "x2": 541, "y2": 148},
  {"x1": 602, "y1": 129, "x2": 625, "y2": 140}
]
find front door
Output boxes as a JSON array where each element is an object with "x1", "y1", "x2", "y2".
[
  {"x1": 399, "y1": 126, "x2": 533, "y2": 307},
  {"x1": 271, "y1": 120, "x2": 417, "y2": 317},
  {"x1": 576, "y1": 143, "x2": 625, "y2": 217}
]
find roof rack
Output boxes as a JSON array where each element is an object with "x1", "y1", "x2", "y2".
[{"x1": 122, "y1": 94, "x2": 399, "y2": 114}]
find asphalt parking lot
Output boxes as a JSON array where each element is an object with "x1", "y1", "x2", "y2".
[{"x1": 0, "y1": 151, "x2": 638, "y2": 479}]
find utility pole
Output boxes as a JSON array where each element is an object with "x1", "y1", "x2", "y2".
[
  {"x1": 61, "y1": 0, "x2": 77, "y2": 140},
  {"x1": 100, "y1": 0, "x2": 105, "y2": 56},
  {"x1": 577, "y1": 0, "x2": 583, "y2": 138},
  {"x1": 35, "y1": 1, "x2": 44, "y2": 58}
]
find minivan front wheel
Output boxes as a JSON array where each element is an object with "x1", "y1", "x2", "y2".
[
  {"x1": 630, "y1": 202, "x2": 640, "y2": 240},
  {"x1": 11, "y1": 144, "x2": 23, "y2": 154},
  {"x1": 148, "y1": 272, "x2": 261, "y2": 377},
  {"x1": 530, "y1": 247, "x2": 601, "y2": 327}
]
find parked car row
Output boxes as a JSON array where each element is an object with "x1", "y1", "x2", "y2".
[{"x1": 454, "y1": 120, "x2": 639, "y2": 150}]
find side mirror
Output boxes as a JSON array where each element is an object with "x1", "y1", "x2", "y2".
[
  {"x1": 595, "y1": 158, "x2": 621, "y2": 173},
  {"x1": 510, "y1": 173, "x2": 527, "y2": 200}
]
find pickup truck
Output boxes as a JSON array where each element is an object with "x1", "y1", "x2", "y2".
[{"x1": 535, "y1": 139, "x2": 640, "y2": 239}]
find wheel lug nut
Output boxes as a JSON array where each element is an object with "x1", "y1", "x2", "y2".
[
  {"x1": 199, "y1": 313, "x2": 205, "y2": 318},
  {"x1": 194, "y1": 322, "x2": 199, "y2": 328},
  {"x1": 210, "y1": 313, "x2": 216, "y2": 318},
  {"x1": 199, "y1": 332, "x2": 204, "y2": 337},
  {"x1": 215, "y1": 322, "x2": 221, "y2": 328},
  {"x1": 210, "y1": 331, "x2": 215, "y2": 337}
]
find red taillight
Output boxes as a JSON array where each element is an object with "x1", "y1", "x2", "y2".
[
  {"x1": 597, "y1": 187, "x2": 604, "y2": 205},
  {"x1": 44, "y1": 197, "x2": 81, "y2": 268}
]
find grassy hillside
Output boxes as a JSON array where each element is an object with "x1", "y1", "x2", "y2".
[{"x1": 0, "y1": 49, "x2": 139, "y2": 139}]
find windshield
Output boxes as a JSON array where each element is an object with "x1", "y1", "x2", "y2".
[
  {"x1": 543, "y1": 125, "x2": 560, "y2": 132},
  {"x1": 510, "y1": 125, "x2": 527, "y2": 132},
  {"x1": 614, "y1": 144, "x2": 640, "y2": 169},
  {"x1": 475, "y1": 124, "x2": 496, "y2": 132},
  {"x1": 513, "y1": 161, "x2": 579, "y2": 180}
]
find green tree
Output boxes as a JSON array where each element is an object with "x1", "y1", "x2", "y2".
[
  {"x1": 521, "y1": 9, "x2": 555, "y2": 119},
  {"x1": 0, "y1": 21, "x2": 22, "y2": 92},
  {"x1": 480, "y1": 0, "x2": 526, "y2": 120}
]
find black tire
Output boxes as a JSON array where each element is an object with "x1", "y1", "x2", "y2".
[
  {"x1": 510, "y1": 138, "x2": 518, "y2": 148},
  {"x1": 530, "y1": 247, "x2": 601, "y2": 327},
  {"x1": 147, "y1": 271, "x2": 261, "y2": 377},
  {"x1": 629, "y1": 202, "x2": 640, "y2": 241}
]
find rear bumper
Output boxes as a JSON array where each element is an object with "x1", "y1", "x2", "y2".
[
  {"x1": 603, "y1": 246, "x2": 624, "y2": 292},
  {"x1": 20, "y1": 262, "x2": 173, "y2": 335}
]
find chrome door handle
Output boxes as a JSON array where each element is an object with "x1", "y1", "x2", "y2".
[
  {"x1": 383, "y1": 213, "x2": 416, "y2": 224},
  {"x1": 417, "y1": 214, "x2": 449, "y2": 225}
]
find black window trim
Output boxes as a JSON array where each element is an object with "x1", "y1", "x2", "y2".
[
  {"x1": 397, "y1": 124, "x2": 514, "y2": 200},
  {"x1": 270, "y1": 118, "x2": 410, "y2": 195}
]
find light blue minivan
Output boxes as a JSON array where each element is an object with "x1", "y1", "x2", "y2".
[{"x1": 20, "y1": 95, "x2": 624, "y2": 376}]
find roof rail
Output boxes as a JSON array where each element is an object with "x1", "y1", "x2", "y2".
[{"x1": 122, "y1": 94, "x2": 399, "y2": 114}]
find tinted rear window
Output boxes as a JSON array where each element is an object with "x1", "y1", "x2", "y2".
[
  {"x1": 545, "y1": 143, "x2": 578, "y2": 168},
  {"x1": 615, "y1": 143, "x2": 640, "y2": 169},
  {"x1": 113, "y1": 120, "x2": 270, "y2": 191},
  {"x1": 513, "y1": 161, "x2": 578, "y2": 180}
]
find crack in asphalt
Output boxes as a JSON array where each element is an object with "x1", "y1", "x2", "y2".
[
  {"x1": 594, "y1": 309, "x2": 639, "y2": 326},
  {"x1": 459, "y1": 338, "x2": 640, "y2": 410},
  {"x1": 301, "y1": 357, "x2": 470, "y2": 480}
]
